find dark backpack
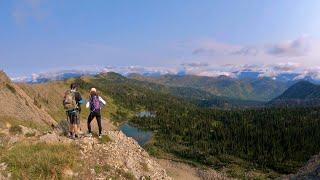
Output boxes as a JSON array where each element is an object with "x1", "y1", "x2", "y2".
[{"x1": 90, "y1": 95, "x2": 101, "y2": 112}]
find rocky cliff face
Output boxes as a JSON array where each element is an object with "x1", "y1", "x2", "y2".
[{"x1": 0, "y1": 71, "x2": 56, "y2": 127}]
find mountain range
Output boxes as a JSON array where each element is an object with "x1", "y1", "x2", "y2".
[
  {"x1": 10, "y1": 64, "x2": 320, "y2": 85},
  {"x1": 129, "y1": 73, "x2": 293, "y2": 102},
  {"x1": 2, "y1": 70, "x2": 320, "y2": 179}
]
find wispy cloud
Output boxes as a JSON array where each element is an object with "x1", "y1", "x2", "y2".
[
  {"x1": 12, "y1": 0, "x2": 49, "y2": 26},
  {"x1": 181, "y1": 62, "x2": 209, "y2": 68},
  {"x1": 182, "y1": 36, "x2": 320, "y2": 67},
  {"x1": 269, "y1": 62, "x2": 300, "y2": 72},
  {"x1": 230, "y1": 47, "x2": 259, "y2": 56},
  {"x1": 266, "y1": 36, "x2": 311, "y2": 57},
  {"x1": 190, "y1": 40, "x2": 240, "y2": 56}
]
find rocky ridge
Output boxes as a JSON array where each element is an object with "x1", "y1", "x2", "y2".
[
  {"x1": 0, "y1": 71, "x2": 56, "y2": 126},
  {"x1": 0, "y1": 123, "x2": 170, "y2": 180}
]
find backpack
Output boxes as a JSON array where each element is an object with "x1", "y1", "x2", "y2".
[
  {"x1": 90, "y1": 95, "x2": 101, "y2": 112},
  {"x1": 63, "y1": 90, "x2": 78, "y2": 111}
]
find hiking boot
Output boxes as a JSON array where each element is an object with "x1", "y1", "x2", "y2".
[
  {"x1": 87, "y1": 133, "x2": 92, "y2": 137},
  {"x1": 98, "y1": 135, "x2": 102, "y2": 139},
  {"x1": 68, "y1": 132, "x2": 73, "y2": 138}
]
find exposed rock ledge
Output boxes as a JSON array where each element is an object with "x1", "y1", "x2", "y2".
[
  {"x1": 77, "y1": 130, "x2": 171, "y2": 179},
  {"x1": 0, "y1": 125, "x2": 171, "y2": 180}
]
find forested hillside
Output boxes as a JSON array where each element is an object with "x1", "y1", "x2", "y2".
[
  {"x1": 132, "y1": 107, "x2": 320, "y2": 176},
  {"x1": 16, "y1": 72, "x2": 320, "y2": 178},
  {"x1": 269, "y1": 81, "x2": 320, "y2": 107}
]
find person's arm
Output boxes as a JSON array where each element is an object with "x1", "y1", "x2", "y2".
[
  {"x1": 99, "y1": 96, "x2": 106, "y2": 105},
  {"x1": 86, "y1": 97, "x2": 91, "y2": 109},
  {"x1": 75, "y1": 92, "x2": 83, "y2": 104},
  {"x1": 86, "y1": 102, "x2": 90, "y2": 108}
]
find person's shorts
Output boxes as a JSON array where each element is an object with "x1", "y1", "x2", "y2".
[{"x1": 68, "y1": 111, "x2": 80, "y2": 125}]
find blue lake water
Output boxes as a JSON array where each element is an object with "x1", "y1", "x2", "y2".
[{"x1": 119, "y1": 123, "x2": 153, "y2": 146}]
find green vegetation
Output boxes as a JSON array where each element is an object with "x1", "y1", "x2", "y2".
[
  {"x1": 140, "y1": 162, "x2": 149, "y2": 172},
  {"x1": 1, "y1": 143, "x2": 79, "y2": 179},
  {"x1": 129, "y1": 74, "x2": 289, "y2": 101},
  {"x1": 15, "y1": 72, "x2": 320, "y2": 178},
  {"x1": 116, "y1": 169, "x2": 136, "y2": 180},
  {"x1": 9, "y1": 125, "x2": 22, "y2": 135},
  {"x1": 270, "y1": 81, "x2": 320, "y2": 107},
  {"x1": 99, "y1": 134, "x2": 112, "y2": 144},
  {"x1": 25, "y1": 132, "x2": 36, "y2": 137},
  {"x1": 94, "y1": 164, "x2": 111, "y2": 174},
  {"x1": 69, "y1": 73, "x2": 320, "y2": 177},
  {"x1": 132, "y1": 106, "x2": 320, "y2": 176}
]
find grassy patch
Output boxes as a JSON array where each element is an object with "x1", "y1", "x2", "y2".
[
  {"x1": 99, "y1": 135, "x2": 112, "y2": 144},
  {"x1": 25, "y1": 132, "x2": 36, "y2": 137},
  {"x1": 116, "y1": 169, "x2": 136, "y2": 180},
  {"x1": 140, "y1": 162, "x2": 149, "y2": 172},
  {"x1": 9, "y1": 125, "x2": 22, "y2": 135},
  {"x1": 94, "y1": 164, "x2": 111, "y2": 174},
  {"x1": 1, "y1": 142, "x2": 80, "y2": 179},
  {"x1": 0, "y1": 132, "x2": 7, "y2": 149},
  {"x1": 143, "y1": 143, "x2": 166, "y2": 158}
]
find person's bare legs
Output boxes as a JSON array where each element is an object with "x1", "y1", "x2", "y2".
[{"x1": 72, "y1": 124, "x2": 77, "y2": 136}]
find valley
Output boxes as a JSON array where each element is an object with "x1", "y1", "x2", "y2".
[{"x1": 1, "y1": 70, "x2": 320, "y2": 179}]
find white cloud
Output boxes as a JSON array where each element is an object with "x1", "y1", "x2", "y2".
[{"x1": 181, "y1": 36, "x2": 320, "y2": 67}]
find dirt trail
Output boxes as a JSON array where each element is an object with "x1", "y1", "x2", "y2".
[
  {"x1": 158, "y1": 159, "x2": 229, "y2": 180},
  {"x1": 158, "y1": 159, "x2": 201, "y2": 180}
]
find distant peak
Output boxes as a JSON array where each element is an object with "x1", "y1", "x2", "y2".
[
  {"x1": 290, "y1": 80, "x2": 316, "y2": 89},
  {"x1": 97, "y1": 71, "x2": 125, "y2": 79}
]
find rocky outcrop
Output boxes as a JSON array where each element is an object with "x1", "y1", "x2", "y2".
[
  {"x1": 78, "y1": 130, "x2": 171, "y2": 179},
  {"x1": 0, "y1": 125, "x2": 171, "y2": 180},
  {"x1": 285, "y1": 153, "x2": 320, "y2": 179}
]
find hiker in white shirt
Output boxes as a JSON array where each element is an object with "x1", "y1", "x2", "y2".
[{"x1": 86, "y1": 88, "x2": 106, "y2": 138}]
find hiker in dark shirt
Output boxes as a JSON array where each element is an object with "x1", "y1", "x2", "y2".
[
  {"x1": 86, "y1": 88, "x2": 106, "y2": 138},
  {"x1": 63, "y1": 83, "x2": 83, "y2": 139}
]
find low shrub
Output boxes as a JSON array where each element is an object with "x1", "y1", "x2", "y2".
[
  {"x1": 6, "y1": 83, "x2": 16, "y2": 94},
  {"x1": 99, "y1": 135, "x2": 112, "y2": 144},
  {"x1": 9, "y1": 125, "x2": 22, "y2": 135}
]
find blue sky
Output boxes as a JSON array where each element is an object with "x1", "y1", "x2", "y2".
[{"x1": 1, "y1": 0, "x2": 320, "y2": 77}]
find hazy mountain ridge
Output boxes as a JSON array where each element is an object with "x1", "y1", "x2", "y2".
[
  {"x1": 129, "y1": 73, "x2": 291, "y2": 101},
  {"x1": 11, "y1": 65, "x2": 320, "y2": 85}
]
